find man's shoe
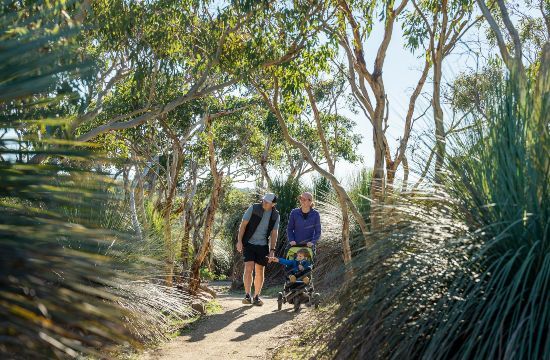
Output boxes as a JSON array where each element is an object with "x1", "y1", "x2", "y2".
[
  {"x1": 303, "y1": 276, "x2": 310, "y2": 285},
  {"x1": 242, "y1": 294, "x2": 252, "y2": 304},
  {"x1": 289, "y1": 275, "x2": 297, "y2": 283},
  {"x1": 253, "y1": 295, "x2": 264, "y2": 306}
]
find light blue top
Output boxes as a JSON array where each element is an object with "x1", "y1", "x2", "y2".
[{"x1": 242, "y1": 205, "x2": 280, "y2": 246}]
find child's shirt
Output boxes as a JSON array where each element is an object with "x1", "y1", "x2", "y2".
[{"x1": 277, "y1": 258, "x2": 312, "y2": 274}]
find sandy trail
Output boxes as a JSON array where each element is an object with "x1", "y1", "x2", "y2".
[{"x1": 141, "y1": 283, "x2": 303, "y2": 360}]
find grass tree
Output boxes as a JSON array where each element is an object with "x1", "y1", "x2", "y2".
[
  {"x1": 1, "y1": 2, "x2": 194, "y2": 357},
  {"x1": 307, "y1": 70, "x2": 549, "y2": 360}
]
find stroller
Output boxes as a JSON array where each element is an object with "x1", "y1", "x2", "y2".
[{"x1": 276, "y1": 246, "x2": 321, "y2": 312}]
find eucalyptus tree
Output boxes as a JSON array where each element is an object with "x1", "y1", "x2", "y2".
[
  {"x1": 1, "y1": 1, "x2": 194, "y2": 357},
  {"x1": 252, "y1": 28, "x2": 373, "y2": 251},
  {"x1": 403, "y1": 0, "x2": 480, "y2": 183},
  {"x1": 186, "y1": 100, "x2": 269, "y2": 292},
  {"x1": 306, "y1": 74, "x2": 362, "y2": 263},
  {"x1": 29, "y1": 0, "x2": 314, "y2": 165},
  {"x1": 325, "y1": 0, "x2": 432, "y2": 229}
]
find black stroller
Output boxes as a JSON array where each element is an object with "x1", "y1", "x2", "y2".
[{"x1": 276, "y1": 246, "x2": 321, "y2": 312}]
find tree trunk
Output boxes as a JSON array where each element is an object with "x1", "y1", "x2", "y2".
[
  {"x1": 370, "y1": 106, "x2": 386, "y2": 230},
  {"x1": 189, "y1": 118, "x2": 223, "y2": 293},
  {"x1": 402, "y1": 154, "x2": 409, "y2": 192},
  {"x1": 433, "y1": 57, "x2": 446, "y2": 184},
  {"x1": 129, "y1": 179, "x2": 142, "y2": 241},
  {"x1": 136, "y1": 170, "x2": 148, "y2": 232},
  {"x1": 180, "y1": 210, "x2": 193, "y2": 275},
  {"x1": 163, "y1": 204, "x2": 175, "y2": 286},
  {"x1": 257, "y1": 83, "x2": 372, "y2": 246},
  {"x1": 260, "y1": 138, "x2": 273, "y2": 189},
  {"x1": 335, "y1": 190, "x2": 351, "y2": 265},
  {"x1": 189, "y1": 174, "x2": 222, "y2": 293}
]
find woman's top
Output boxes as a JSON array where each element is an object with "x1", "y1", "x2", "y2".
[{"x1": 287, "y1": 208, "x2": 321, "y2": 245}]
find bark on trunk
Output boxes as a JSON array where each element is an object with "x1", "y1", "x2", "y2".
[
  {"x1": 189, "y1": 174, "x2": 222, "y2": 293},
  {"x1": 370, "y1": 114, "x2": 386, "y2": 230},
  {"x1": 335, "y1": 190, "x2": 351, "y2": 264},
  {"x1": 163, "y1": 206, "x2": 175, "y2": 286},
  {"x1": 189, "y1": 118, "x2": 223, "y2": 293},
  {"x1": 180, "y1": 213, "x2": 193, "y2": 273},
  {"x1": 433, "y1": 57, "x2": 446, "y2": 184}
]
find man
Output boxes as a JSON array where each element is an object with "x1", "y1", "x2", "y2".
[{"x1": 236, "y1": 193, "x2": 279, "y2": 306}]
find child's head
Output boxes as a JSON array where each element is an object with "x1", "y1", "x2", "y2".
[{"x1": 295, "y1": 249, "x2": 309, "y2": 261}]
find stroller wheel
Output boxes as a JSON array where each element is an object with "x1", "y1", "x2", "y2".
[
  {"x1": 293, "y1": 295, "x2": 301, "y2": 312},
  {"x1": 277, "y1": 292, "x2": 283, "y2": 311},
  {"x1": 312, "y1": 292, "x2": 321, "y2": 309}
]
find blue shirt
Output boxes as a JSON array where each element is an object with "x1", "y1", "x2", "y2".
[
  {"x1": 287, "y1": 208, "x2": 321, "y2": 244},
  {"x1": 277, "y1": 258, "x2": 312, "y2": 274},
  {"x1": 242, "y1": 205, "x2": 280, "y2": 246}
]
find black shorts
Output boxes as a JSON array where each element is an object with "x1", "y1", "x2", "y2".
[{"x1": 243, "y1": 244, "x2": 269, "y2": 266}]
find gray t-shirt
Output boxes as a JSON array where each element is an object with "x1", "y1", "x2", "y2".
[{"x1": 242, "y1": 205, "x2": 280, "y2": 246}]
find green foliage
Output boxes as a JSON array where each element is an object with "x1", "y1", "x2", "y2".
[
  {"x1": 402, "y1": 0, "x2": 476, "y2": 54},
  {"x1": 312, "y1": 176, "x2": 333, "y2": 203},
  {"x1": 426, "y1": 76, "x2": 549, "y2": 360},
  {"x1": 451, "y1": 59, "x2": 505, "y2": 115},
  {"x1": 199, "y1": 267, "x2": 217, "y2": 281},
  {"x1": 270, "y1": 177, "x2": 303, "y2": 247},
  {"x1": 348, "y1": 168, "x2": 372, "y2": 222}
]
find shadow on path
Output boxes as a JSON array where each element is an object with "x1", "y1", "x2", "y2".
[
  {"x1": 186, "y1": 299, "x2": 248, "y2": 342},
  {"x1": 230, "y1": 308, "x2": 296, "y2": 342}
]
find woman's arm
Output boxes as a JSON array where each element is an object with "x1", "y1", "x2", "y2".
[
  {"x1": 311, "y1": 211, "x2": 321, "y2": 244},
  {"x1": 287, "y1": 209, "x2": 296, "y2": 242}
]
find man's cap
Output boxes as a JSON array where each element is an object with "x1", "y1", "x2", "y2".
[{"x1": 262, "y1": 192, "x2": 277, "y2": 203}]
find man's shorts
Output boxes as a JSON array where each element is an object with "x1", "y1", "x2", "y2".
[{"x1": 243, "y1": 244, "x2": 269, "y2": 266}]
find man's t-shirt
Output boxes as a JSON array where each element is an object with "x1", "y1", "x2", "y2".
[{"x1": 242, "y1": 205, "x2": 280, "y2": 246}]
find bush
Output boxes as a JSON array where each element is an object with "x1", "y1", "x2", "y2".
[
  {"x1": 270, "y1": 177, "x2": 303, "y2": 252},
  {"x1": 348, "y1": 168, "x2": 372, "y2": 223}
]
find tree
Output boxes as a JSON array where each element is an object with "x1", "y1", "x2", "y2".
[
  {"x1": 254, "y1": 72, "x2": 372, "y2": 251},
  {"x1": 305, "y1": 76, "x2": 362, "y2": 263},
  {"x1": 404, "y1": 0, "x2": 480, "y2": 183},
  {"x1": 476, "y1": 0, "x2": 549, "y2": 88},
  {"x1": 327, "y1": 0, "x2": 431, "y2": 228}
]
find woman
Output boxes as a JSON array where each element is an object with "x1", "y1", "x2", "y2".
[{"x1": 287, "y1": 192, "x2": 321, "y2": 248}]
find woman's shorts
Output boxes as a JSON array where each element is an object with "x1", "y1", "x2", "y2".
[{"x1": 243, "y1": 244, "x2": 269, "y2": 266}]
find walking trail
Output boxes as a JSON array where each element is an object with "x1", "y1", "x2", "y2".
[{"x1": 141, "y1": 282, "x2": 306, "y2": 360}]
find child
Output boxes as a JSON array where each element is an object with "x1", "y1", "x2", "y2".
[{"x1": 268, "y1": 248, "x2": 312, "y2": 284}]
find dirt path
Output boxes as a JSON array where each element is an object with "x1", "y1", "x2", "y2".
[{"x1": 141, "y1": 283, "x2": 304, "y2": 360}]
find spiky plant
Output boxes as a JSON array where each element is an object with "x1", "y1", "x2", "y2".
[
  {"x1": 348, "y1": 167, "x2": 372, "y2": 222},
  {"x1": 307, "y1": 72, "x2": 549, "y2": 360},
  {"x1": 420, "y1": 73, "x2": 549, "y2": 359},
  {"x1": 313, "y1": 175, "x2": 333, "y2": 203},
  {"x1": 0, "y1": 2, "x2": 193, "y2": 358}
]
